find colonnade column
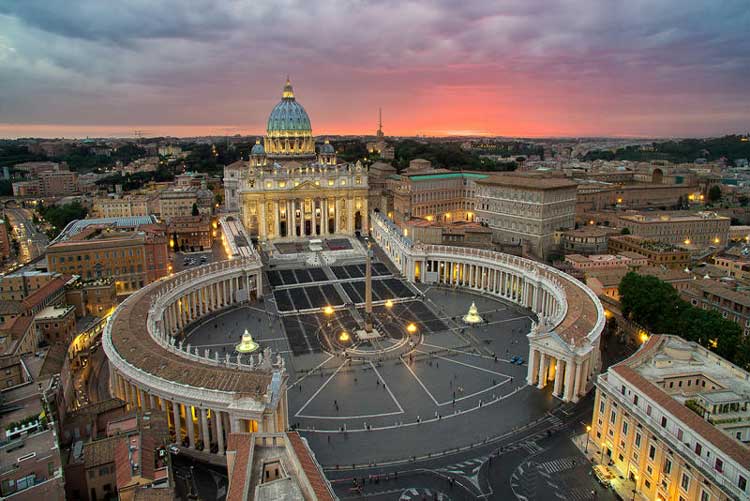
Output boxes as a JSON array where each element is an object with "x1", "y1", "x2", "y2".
[
  {"x1": 201, "y1": 408, "x2": 210, "y2": 449},
  {"x1": 172, "y1": 401, "x2": 182, "y2": 443},
  {"x1": 564, "y1": 359, "x2": 576, "y2": 401},
  {"x1": 553, "y1": 359, "x2": 564, "y2": 396},
  {"x1": 186, "y1": 405, "x2": 196, "y2": 448},
  {"x1": 216, "y1": 410, "x2": 225, "y2": 454},
  {"x1": 537, "y1": 352, "x2": 547, "y2": 389}
]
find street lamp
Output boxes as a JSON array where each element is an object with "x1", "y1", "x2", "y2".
[
  {"x1": 385, "y1": 299, "x2": 393, "y2": 309},
  {"x1": 585, "y1": 425, "x2": 591, "y2": 453},
  {"x1": 406, "y1": 323, "x2": 417, "y2": 334},
  {"x1": 323, "y1": 305, "x2": 334, "y2": 316}
]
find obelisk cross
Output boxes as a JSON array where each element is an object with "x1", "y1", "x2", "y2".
[{"x1": 365, "y1": 242, "x2": 374, "y2": 332}]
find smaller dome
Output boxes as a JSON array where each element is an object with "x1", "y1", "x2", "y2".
[
  {"x1": 251, "y1": 139, "x2": 265, "y2": 156},
  {"x1": 319, "y1": 140, "x2": 335, "y2": 155}
]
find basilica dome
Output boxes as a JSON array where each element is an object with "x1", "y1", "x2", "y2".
[{"x1": 264, "y1": 78, "x2": 315, "y2": 158}]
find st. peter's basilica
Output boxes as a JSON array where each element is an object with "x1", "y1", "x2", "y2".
[{"x1": 224, "y1": 79, "x2": 369, "y2": 240}]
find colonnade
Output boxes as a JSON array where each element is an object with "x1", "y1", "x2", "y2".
[
  {"x1": 255, "y1": 196, "x2": 367, "y2": 240},
  {"x1": 161, "y1": 273, "x2": 254, "y2": 335},
  {"x1": 110, "y1": 371, "x2": 287, "y2": 454},
  {"x1": 371, "y1": 210, "x2": 605, "y2": 404},
  {"x1": 526, "y1": 349, "x2": 590, "y2": 401},
  {"x1": 419, "y1": 259, "x2": 559, "y2": 317}
]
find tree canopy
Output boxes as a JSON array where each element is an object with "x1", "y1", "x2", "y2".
[
  {"x1": 619, "y1": 272, "x2": 749, "y2": 369},
  {"x1": 393, "y1": 140, "x2": 517, "y2": 172},
  {"x1": 583, "y1": 135, "x2": 750, "y2": 164},
  {"x1": 38, "y1": 201, "x2": 88, "y2": 237}
]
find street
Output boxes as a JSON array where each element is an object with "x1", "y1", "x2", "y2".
[{"x1": 4, "y1": 206, "x2": 49, "y2": 264}]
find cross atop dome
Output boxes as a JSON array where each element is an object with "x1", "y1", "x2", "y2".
[{"x1": 282, "y1": 76, "x2": 295, "y2": 100}]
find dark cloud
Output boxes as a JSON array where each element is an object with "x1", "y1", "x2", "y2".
[{"x1": 0, "y1": 0, "x2": 748, "y2": 136}]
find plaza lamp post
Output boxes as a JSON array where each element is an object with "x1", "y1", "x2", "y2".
[{"x1": 585, "y1": 425, "x2": 591, "y2": 453}]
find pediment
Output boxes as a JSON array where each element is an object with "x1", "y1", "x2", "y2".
[{"x1": 292, "y1": 180, "x2": 320, "y2": 191}]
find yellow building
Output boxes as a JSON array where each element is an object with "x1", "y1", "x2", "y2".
[
  {"x1": 590, "y1": 335, "x2": 750, "y2": 501},
  {"x1": 236, "y1": 79, "x2": 368, "y2": 239}
]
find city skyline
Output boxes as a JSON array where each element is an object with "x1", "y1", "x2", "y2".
[{"x1": 1, "y1": 0, "x2": 749, "y2": 139}]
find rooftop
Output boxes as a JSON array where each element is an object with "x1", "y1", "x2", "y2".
[
  {"x1": 53, "y1": 216, "x2": 158, "y2": 243},
  {"x1": 612, "y1": 335, "x2": 750, "y2": 467},
  {"x1": 34, "y1": 304, "x2": 75, "y2": 321},
  {"x1": 476, "y1": 173, "x2": 578, "y2": 189}
]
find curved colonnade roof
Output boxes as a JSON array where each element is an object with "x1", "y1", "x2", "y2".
[{"x1": 108, "y1": 281, "x2": 272, "y2": 397}]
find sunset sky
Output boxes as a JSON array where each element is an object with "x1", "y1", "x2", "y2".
[{"x1": 0, "y1": 1, "x2": 748, "y2": 139}]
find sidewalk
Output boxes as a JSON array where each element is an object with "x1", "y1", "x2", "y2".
[{"x1": 572, "y1": 432, "x2": 646, "y2": 501}]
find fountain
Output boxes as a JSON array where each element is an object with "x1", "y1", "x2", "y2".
[
  {"x1": 235, "y1": 329, "x2": 260, "y2": 353},
  {"x1": 462, "y1": 302, "x2": 483, "y2": 324}
]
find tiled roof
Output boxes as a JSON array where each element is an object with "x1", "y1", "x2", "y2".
[
  {"x1": 612, "y1": 336, "x2": 750, "y2": 469},
  {"x1": 84, "y1": 436, "x2": 118, "y2": 469},
  {"x1": 109, "y1": 284, "x2": 273, "y2": 395},
  {"x1": 287, "y1": 432, "x2": 335, "y2": 501},
  {"x1": 476, "y1": 173, "x2": 577, "y2": 189},
  {"x1": 21, "y1": 275, "x2": 70, "y2": 310},
  {"x1": 226, "y1": 433, "x2": 253, "y2": 501}
]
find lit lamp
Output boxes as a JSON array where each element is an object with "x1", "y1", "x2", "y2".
[
  {"x1": 640, "y1": 332, "x2": 649, "y2": 344},
  {"x1": 323, "y1": 305, "x2": 334, "y2": 316},
  {"x1": 385, "y1": 299, "x2": 394, "y2": 308},
  {"x1": 406, "y1": 323, "x2": 417, "y2": 334},
  {"x1": 338, "y1": 331, "x2": 350, "y2": 343},
  {"x1": 585, "y1": 425, "x2": 591, "y2": 452}
]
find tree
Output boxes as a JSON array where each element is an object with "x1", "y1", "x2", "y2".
[
  {"x1": 707, "y1": 185, "x2": 722, "y2": 203},
  {"x1": 738, "y1": 195, "x2": 749, "y2": 207},
  {"x1": 192, "y1": 203, "x2": 199, "y2": 216},
  {"x1": 619, "y1": 272, "x2": 749, "y2": 369},
  {"x1": 38, "y1": 201, "x2": 88, "y2": 237}
]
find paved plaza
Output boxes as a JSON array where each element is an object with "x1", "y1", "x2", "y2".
[{"x1": 185, "y1": 253, "x2": 560, "y2": 466}]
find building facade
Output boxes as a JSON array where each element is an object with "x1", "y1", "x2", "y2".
[
  {"x1": 608, "y1": 235, "x2": 691, "y2": 269},
  {"x1": 476, "y1": 174, "x2": 578, "y2": 259},
  {"x1": 591, "y1": 335, "x2": 750, "y2": 501},
  {"x1": 619, "y1": 211, "x2": 731, "y2": 249},
  {"x1": 235, "y1": 80, "x2": 369, "y2": 240}
]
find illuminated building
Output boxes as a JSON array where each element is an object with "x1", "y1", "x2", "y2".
[
  {"x1": 231, "y1": 79, "x2": 369, "y2": 239},
  {"x1": 619, "y1": 211, "x2": 730, "y2": 249},
  {"x1": 590, "y1": 335, "x2": 750, "y2": 501}
]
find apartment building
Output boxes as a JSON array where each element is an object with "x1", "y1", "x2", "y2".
[
  {"x1": 681, "y1": 280, "x2": 750, "y2": 336},
  {"x1": 608, "y1": 235, "x2": 691, "y2": 270}
]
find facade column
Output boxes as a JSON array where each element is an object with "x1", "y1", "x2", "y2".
[
  {"x1": 200, "y1": 408, "x2": 210, "y2": 449},
  {"x1": 259, "y1": 200, "x2": 267, "y2": 240},
  {"x1": 564, "y1": 358, "x2": 576, "y2": 401},
  {"x1": 185, "y1": 404, "x2": 196, "y2": 448},
  {"x1": 537, "y1": 352, "x2": 547, "y2": 389},
  {"x1": 274, "y1": 200, "x2": 280, "y2": 238},
  {"x1": 230, "y1": 415, "x2": 242, "y2": 433},
  {"x1": 322, "y1": 199, "x2": 328, "y2": 235},
  {"x1": 347, "y1": 198, "x2": 354, "y2": 233},
  {"x1": 216, "y1": 410, "x2": 225, "y2": 454},
  {"x1": 553, "y1": 359, "x2": 564, "y2": 397},
  {"x1": 573, "y1": 362, "x2": 583, "y2": 398},
  {"x1": 527, "y1": 349, "x2": 539, "y2": 385},
  {"x1": 172, "y1": 401, "x2": 182, "y2": 442}
]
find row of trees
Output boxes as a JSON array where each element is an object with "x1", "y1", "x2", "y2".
[
  {"x1": 393, "y1": 140, "x2": 517, "y2": 172},
  {"x1": 38, "y1": 201, "x2": 88, "y2": 238},
  {"x1": 583, "y1": 135, "x2": 750, "y2": 164},
  {"x1": 619, "y1": 272, "x2": 750, "y2": 369}
]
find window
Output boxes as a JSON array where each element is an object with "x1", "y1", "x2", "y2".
[
  {"x1": 663, "y1": 458, "x2": 672, "y2": 474},
  {"x1": 661, "y1": 416, "x2": 667, "y2": 428},
  {"x1": 647, "y1": 405, "x2": 652, "y2": 416},
  {"x1": 677, "y1": 429, "x2": 683, "y2": 441},
  {"x1": 599, "y1": 400, "x2": 605, "y2": 414},
  {"x1": 610, "y1": 410, "x2": 617, "y2": 424},
  {"x1": 622, "y1": 421, "x2": 629, "y2": 436},
  {"x1": 633, "y1": 395, "x2": 639, "y2": 405},
  {"x1": 680, "y1": 473, "x2": 690, "y2": 491},
  {"x1": 635, "y1": 433, "x2": 642, "y2": 448},
  {"x1": 701, "y1": 490, "x2": 710, "y2": 501},
  {"x1": 695, "y1": 442, "x2": 702, "y2": 455},
  {"x1": 715, "y1": 458, "x2": 723, "y2": 473},
  {"x1": 648, "y1": 444, "x2": 656, "y2": 461},
  {"x1": 739, "y1": 475, "x2": 747, "y2": 492}
]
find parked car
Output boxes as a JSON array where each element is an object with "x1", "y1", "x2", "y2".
[{"x1": 593, "y1": 465, "x2": 612, "y2": 487}]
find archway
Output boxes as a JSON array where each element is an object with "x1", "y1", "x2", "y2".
[
  {"x1": 354, "y1": 211, "x2": 362, "y2": 231},
  {"x1": 652, "y1": 168, "x2": 664, "y2": 184},
  {"x1": 304, "y1": 220, "x2": 312, "y2": 236}
]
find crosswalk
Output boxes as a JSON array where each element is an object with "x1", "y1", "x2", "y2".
[
  {"x1": 399, "y1": 487, "x2": 449, "y2": 500},
  {"x1": 436, "y1": 456, "x2": 487, "y2": 476},
  {"x1": 536, "y1": 456, "x2": 579, "y2": 474}
]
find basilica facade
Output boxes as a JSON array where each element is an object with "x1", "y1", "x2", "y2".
[{"x1": 229, "y1": 79, "x2": 369, "y2": 240}]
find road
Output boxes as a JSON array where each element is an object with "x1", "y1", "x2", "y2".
[{"x1": 4, "y1": 207, "x2": 49, "y2": 263}]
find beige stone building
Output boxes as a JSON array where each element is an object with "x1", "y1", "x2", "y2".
[
  {"x1": 236, "y1": 80, "x2": 369, "y2": 239},
  {"x1": 476, "y1": 173, "x2": 578, "y2": 259},
  {"x1": 92, "y1": 195, "x2": 155, "y2": 218},
  {"x1": 591, "y1": 335, "x2": 750, "y2": 501},
  {"x1": 619, "y1": 211, "x2": 730, "y2": 248}
]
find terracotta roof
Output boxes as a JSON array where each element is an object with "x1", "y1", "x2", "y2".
[
  {"x1": 84, "y1": 436, "x2": 118, "y2": 469},
  {"x1": 554, "y1": 275, "x2": 598, "y2": 346},
  {"x1": 226, "y1": 433, "x2": 253, "y2": 501},
  {"x1": 287, "y1": 432, "x2": 335, "y2": 501},
  {"x1": 109, "y1": 283, "x2": 273, "y2": 395},
  {"x1": 5, "y1": 315, "x2": 33, "y2": 339},
  {"x1": 114, "y1": 436, "x2": 132, "y2": 488},
  {"x1": 0, "y1": 300, "x2": 24, "y2": 315},
  {"x1": 476, "y1": 173, "x2": 578, "y2": 189},
  {"x1": 133, "y1": 487, "x2": 176, "y2": 500},
  {"x1": 612, "y1": 336, "x2": 750, "y2": 469},
  {"x1": 21, "y1": 275, "x2": 70, "y2": 310}
]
